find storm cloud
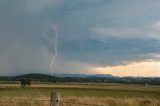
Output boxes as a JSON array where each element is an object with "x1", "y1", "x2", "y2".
[{"x1": 0, "y1": 0, "x2": 160, "y2": 76}]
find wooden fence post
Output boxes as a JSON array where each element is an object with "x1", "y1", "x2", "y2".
[{"x1": 50, "y1": 92, "x2": 61, "y2": 106}]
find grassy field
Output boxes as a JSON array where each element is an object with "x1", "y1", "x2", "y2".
[{"x1": 0, "y1": 83, "x2": 160, "y2": 106}]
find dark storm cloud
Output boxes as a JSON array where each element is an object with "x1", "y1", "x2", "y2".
[
  {"x1": 1, "y1": 0, "x2": 160, "y2": 75},
  {"x1": 59, "y1": 38, "x2": 160, "y2": 66},
  {"x1": 0, "y1": 0, "x2": 51, "y2": 75}
]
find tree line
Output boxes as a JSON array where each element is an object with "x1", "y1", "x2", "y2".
[{"x1": 0, "y1": 73, "x2": 160, "y2": 85}]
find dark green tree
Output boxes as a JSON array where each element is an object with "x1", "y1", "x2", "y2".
[{"x1": 20, "y1": 79, "x2": 31, "y2": 88}]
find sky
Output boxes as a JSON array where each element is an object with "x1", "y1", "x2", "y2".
[{"x1": 0, "y1": 0, "x2": 160, "y2": 77}]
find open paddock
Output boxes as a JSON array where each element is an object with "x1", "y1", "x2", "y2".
[{"x1": 0, "y1": 83, "x2": 160, "y2": 106}]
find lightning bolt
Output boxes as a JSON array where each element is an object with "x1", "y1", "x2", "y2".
[{"x1": 50, "y1": 25, "x2": 58, "y2": 76}]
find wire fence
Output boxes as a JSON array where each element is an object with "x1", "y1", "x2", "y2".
[{"x1": 0, "y1": 97, "x2": 104, "y2": 106}]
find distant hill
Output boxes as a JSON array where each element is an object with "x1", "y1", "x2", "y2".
[
  {"x1": 0, "y1": 73, "x2": 113, "y2": 82},
  {"x1": 13, "y1": 73, "x2": 113, "y2": 82},
  {"x1": 54, "y1": 73, "x2": 113, "y2": 78},
  {"x1": 54, "y1": 73, "x2": 89, "y2": 78},
  {"x1": 13, "y1": 73, "x2": 58, "y2": 82},
  {"x1": 91, "y1": 74, "x2": 113, "y2": 78},
  {"x1": 0, "y1": 73, "x2": 160, "y2": 85}
]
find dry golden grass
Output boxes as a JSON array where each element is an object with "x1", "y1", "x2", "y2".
[
  {"x1": 61, "y1": 96, "x2": 160, "y2": 106},
  {"x1": 0, "y1": 83, "x2": 160, "y2": 106},
  {"x1": 0, "y1": 96, "x2": 160, "y2": 106},
  {"x1": 1, "y1": 83, "x2": 160, "y2": 91}
]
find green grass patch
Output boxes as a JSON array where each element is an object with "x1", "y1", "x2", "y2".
[{"x1": 0, "y1": 87, "x2": 160, "y2": 99}]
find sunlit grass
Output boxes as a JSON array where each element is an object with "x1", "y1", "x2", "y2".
[
  {"x1": 0, "y1": 96, "x2": 160, "y2": 106},
  {"x1": 0, "y1": 83, "x2": 160, "y2": 106}
]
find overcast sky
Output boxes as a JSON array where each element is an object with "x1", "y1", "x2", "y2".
[{"x1": 0, "y1": 0, "x2": 160, "y2": 76}]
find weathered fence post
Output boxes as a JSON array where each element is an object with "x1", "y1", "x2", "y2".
[{"x1": 50, "y1": 92, "x2": 61, "y2": 106}]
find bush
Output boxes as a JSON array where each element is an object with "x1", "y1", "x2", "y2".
[{"x1": 20, "y1": 79, "x2": 31, "y2": 88}]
